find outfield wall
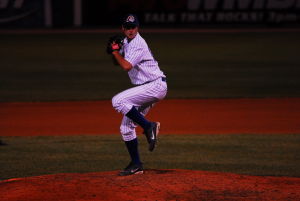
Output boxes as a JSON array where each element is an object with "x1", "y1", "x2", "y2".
[{"x1": 0, "y1": 0, "x2": 300, "y2": 28}]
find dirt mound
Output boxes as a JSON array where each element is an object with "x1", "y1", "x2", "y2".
[{"x1": 1, "y1": 169, "x2": 299, "y2": 201}]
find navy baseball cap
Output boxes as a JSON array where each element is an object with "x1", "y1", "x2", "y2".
[{"x1": 122, "y1": 14, "x2": 139, "y2": 28}]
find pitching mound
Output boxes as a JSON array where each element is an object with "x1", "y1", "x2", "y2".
[{"x1": 1, "y1": 169, "x2": 299, "y2": 201}]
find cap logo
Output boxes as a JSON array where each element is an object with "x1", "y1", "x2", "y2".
[{"x1": 126, "y1": 15, "x2": 135, "y2": 23}]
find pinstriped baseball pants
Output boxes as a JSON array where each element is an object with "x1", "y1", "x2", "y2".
[{"x1": 112, "y1": 78, "x2": 167, "y2": 141}]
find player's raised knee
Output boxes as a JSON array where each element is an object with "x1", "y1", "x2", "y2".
[
  {"x1": 112, "y1": 95, "x2": 126, "y2": 113},
  {"x1": 112, "y1": 95, "x2": 120, "y2": 110}
]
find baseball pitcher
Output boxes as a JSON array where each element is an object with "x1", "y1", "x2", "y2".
[{"x1": 107, "y1": 14, "x2": 168, "y2": 176}]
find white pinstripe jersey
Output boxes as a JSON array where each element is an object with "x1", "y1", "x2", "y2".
[{"x1": 120, "y1": 33, "x2": 165, "y2": 85}]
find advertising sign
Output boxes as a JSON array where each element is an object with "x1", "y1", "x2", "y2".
[
  {"x1": 0, "y1": 0, "x2": 46, "y2": 28},
  {"x1": 1, "y1": 0, "x2": 299, "y2": 28}
]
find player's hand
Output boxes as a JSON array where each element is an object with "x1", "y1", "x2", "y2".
[
  {"x1": 106, "y1": 35, "x2": 124, "y2": 54},
  {"x1": 111, "y1": 42, "x2": 121, "y2": 51}
]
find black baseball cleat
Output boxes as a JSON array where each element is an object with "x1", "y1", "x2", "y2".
[
  {"x1": 144, "y1": 122, "x2": 160, "y2": 152},
  {"x1": 118, "y1": 162, "x2": 144, "y2": 176}
]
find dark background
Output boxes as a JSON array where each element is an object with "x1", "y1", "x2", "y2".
[{"x1": 0, "y1": 0, "x2": 300, "y2": 28}]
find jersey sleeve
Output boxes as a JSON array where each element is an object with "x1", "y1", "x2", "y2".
[{"x1": 124, "y1": 46, "x2": 144, "y2": 67}]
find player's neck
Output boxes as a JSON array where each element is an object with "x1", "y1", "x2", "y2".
[{"x1": 127, "y1": 33, "x2": 138, "y2": 43}]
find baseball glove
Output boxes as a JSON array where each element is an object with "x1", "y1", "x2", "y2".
[{"x1": 106, "y1": 35, "x2": 124, "y2": 54}]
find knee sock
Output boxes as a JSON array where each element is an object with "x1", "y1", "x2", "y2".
[
  {"x1": 125, "y1": 138, "x2": 141, "y2": 165},
  {"x1": 126, "y1": 106, "x2": 151, "y2": 130}
]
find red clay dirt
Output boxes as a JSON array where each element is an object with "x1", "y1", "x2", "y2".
[
  {"x1": 1, "y1": 98, "x2": 300, "y2": 201},
  {"x1": 1, "y1": 98, "x2": 300, "y2": 136},
  {"x1": 1, "y1": 169, "x2": 300, "y2": 201}
]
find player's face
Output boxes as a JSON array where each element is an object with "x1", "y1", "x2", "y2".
[{"x1": 122, "y1": 25, "x2": 138, "y2": 40}]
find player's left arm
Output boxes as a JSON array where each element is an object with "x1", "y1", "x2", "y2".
[
  {"x1": 112, "y1": 51, "x2": 133, "y2": 71},
  {"x1": 106, "y1": 35, "x2": 131, "y2": 70}
]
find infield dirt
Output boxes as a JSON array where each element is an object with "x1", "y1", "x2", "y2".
[
  {"x1": 1, "y1": 169, "x2": 300, "y2": 201},
  {"x1": 1, "y1": 98, "x2": 300, "y2": 136}
]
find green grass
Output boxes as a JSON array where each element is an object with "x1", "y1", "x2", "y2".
[
  {"x1": 1, "y1": 134, "x2": 299, "y2": 180},
  {"x1": 0, "y1": 31, "x2": 300, "y2": 102}
]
